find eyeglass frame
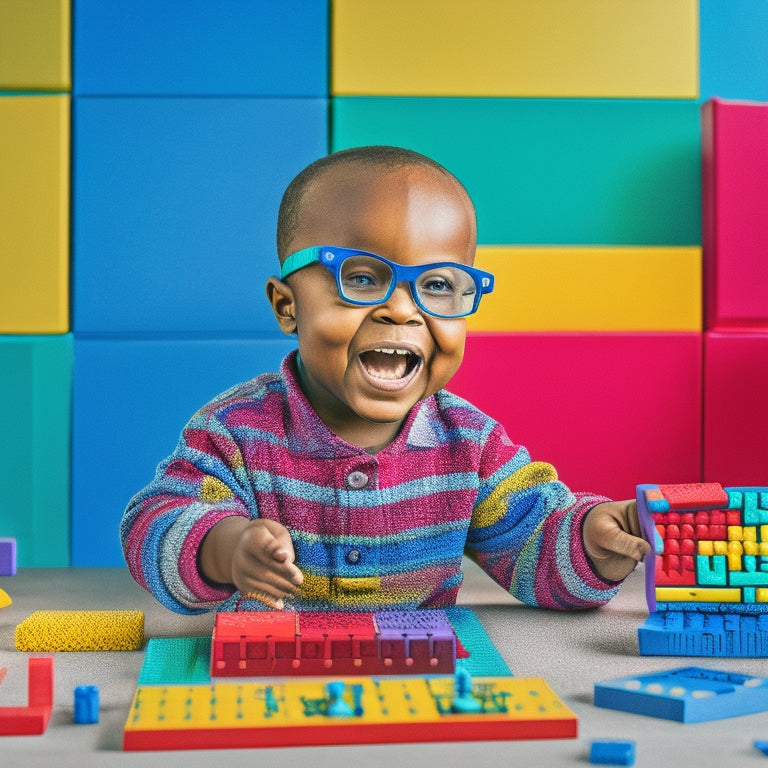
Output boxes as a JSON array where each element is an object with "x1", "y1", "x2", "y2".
[{"x1": 279, "y1": 245, "x2": 495, "y2": 319}]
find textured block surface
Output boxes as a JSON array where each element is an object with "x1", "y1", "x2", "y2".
[
  {"x1": 0, "y1": 95, "x2": 69, "y2": 333},
  {"x1": 0, "y1": 335, "x2": 72, "y2": 567},
  {"x1": 469, "y1": 246, "x2": 701, "y2": 332},
  {"x1": 333, "y1": 98, "x2": 700, "y2": 246},
  {"x1": 72, "y1": 337, "x2": 296, "y2": 566},
  {"x1": 449, "y1": 333, "x2": 702, "y2": 502},
  {"x1": 73, "y1": 96, "x2": 327, "y2": 334},
  {"x1": 0, "y1": 0, "x2": 70, "y2": 90},
  {"x1": 15, "y1": 610, "x2": 144, "y2": 651},
  {"x1": 704, "y1": 333, "x2": 768, "y2": 486},
  {"x1": 73, "y1": 0, "x2": 327, "y2": 95},
  {"x1": 333, "y1": 0, "x2": 697, "y2": 97},
  {"x1": 702, "y1": 98, "x2": 768, "y2": 330}
]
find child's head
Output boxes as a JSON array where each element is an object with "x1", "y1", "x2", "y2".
[{"x1": 266, "y1": 146, "x2": 489, "y2": 449}]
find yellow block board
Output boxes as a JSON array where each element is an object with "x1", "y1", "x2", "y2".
[
  {"x1": 332, "y1": 0, "x2": 698, "y2": 97},
  {"x1": 0, "y1": 0, "x2": 70, "y2": 90},
  {"x1": 0, "y1": 95, "x2": 69, "y2": 334},
  {"x1": 655, "y1": 587, "x2": 743, "y2": 603},
  {"x1": 467, "y1": 246, "x2": 702, "y2": 332}
]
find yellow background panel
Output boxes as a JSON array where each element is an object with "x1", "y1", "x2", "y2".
[
  {"x1": 0, "y1": 96, "x2": 69, "y2": 333},
  {"x1": 332, "y1": 0, "x2": 698, "y2": 97},
  {"x1": 467, "y1": 246, "x2": 702, "y2": 332},
  {"x1": 0, "y1": 0, "x2": 70, "y2": 90}
]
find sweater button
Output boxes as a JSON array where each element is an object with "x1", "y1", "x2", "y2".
[
  {"x1": 346, "y1": 471, "x2": 369, "y2": 489},
  {"x1": 345, "y1": 548, "x2": 362, "y2": 565}
]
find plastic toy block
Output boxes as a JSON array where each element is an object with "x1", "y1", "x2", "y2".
[
  {"x1": 0, "y1": 95, "x2": 69, "y2": 333},
  {"x1": 0, "y1": 589, "x2": 11, "y2": 609},
  {"x1": 702, "y1": 98, "x2": 768, "y2": 331},
  {"x1": 700, "y1": 0, "x2": 768, "y2": 102},
  {"x1": 0, "y1": 538, "x2": 16, "y2": 576},
  {"x1": 123, "y1": 675, "x2": 576, "y2": 751},
  {"x1": 658, "y1": 483, "x2": 730, "y2": 510},
  {"x1": 72, "y1": 337, "x2": 295, "y2": 566},
  {"x1": 73, "y1": 97, "x2": 326, "y2": 335},
  {"x1": 211, "y1": 610, "x2": 458, "y2": 678},
  {"x1": 594, "y1": 666, "x2": 768, "y2": 723},
  {"x1": 1, "y1": 335, "x2": 73, "y2": 567},
  {"x1": 144, "y1": 608, "x2": 511, "y2": 686},
  {"x1": 756, "y1": 740, "x2": 768, "y2": 756},
  {"x1": 74, "y1": 0, "x2": 327, "y2": 96},
  {"x1": 74, "y1": 685, "x2": 99, "y2": 724},
  {"x1": 467, "y1": 246, "x2": 701, "y2": 333},
  {"x1": 590, "y1": 740, "x2": 636, "y2": 766},
  {"x1": 0, "y1": 657, "x2": 53, "y2": 736},
  {"x1": 15, "y1": 610, "x2": 144, "y2": 651},
  {"x1": 704, "y1": 333, "x2": 768, "y2": 486},
  {"x1": 0, "y1": 0, "x2": 70, "y2": 90},
  {"x1": 333, "y1": 98, "x2": 700, "y2": 246},
  {"x1": 449, "y1": 334, "x2": 701, "y2": 503},
  {"x1": 333, "y1": 0, "x2": 697, "y2": 98}
]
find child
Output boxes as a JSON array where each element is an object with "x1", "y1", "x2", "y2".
[{"x1": 121, "y1": 145, "x2": 650, "y2": 615}]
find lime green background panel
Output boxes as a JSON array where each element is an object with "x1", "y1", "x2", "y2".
[
  {"x1": 332, "y1": 0, "x2": 698, "y2": 98},
  {"x1": 0, "y1": 335, "x2": 73, "y2": 567},
  {"x1": 333, "y1": 98, "x2": 701, "y2": 246},
  {"x1": 0, "y1": 0, "x2": 71, "y2": 90}
]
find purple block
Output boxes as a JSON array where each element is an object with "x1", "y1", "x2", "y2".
[{"x1": 0, "y1": 538, "x2": 17, "y2": 576}]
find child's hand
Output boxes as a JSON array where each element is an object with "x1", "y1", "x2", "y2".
[
  {"x1": 582, "y1": 501, "x2": 651, "y2": 583},
  {"x1": 199, "y1": 516, "x2": 304, "y2": 609}
]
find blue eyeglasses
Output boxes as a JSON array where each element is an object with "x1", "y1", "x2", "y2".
[{"x1": 280, "y1": 246, "x2": 494, "y2": 319}]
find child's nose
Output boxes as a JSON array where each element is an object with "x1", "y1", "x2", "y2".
[{"x1": 374, "y1": 281, "x2": 422, "y2": 323}]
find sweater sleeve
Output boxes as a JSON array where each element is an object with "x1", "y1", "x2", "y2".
[
  {"x1": 466, "y1": 422, "x2": 619, "y2": 609},
  {"x1": 120, "y1": 406, "x2": 254, "y2": 614}
]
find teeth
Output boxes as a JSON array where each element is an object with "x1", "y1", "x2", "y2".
[{"x1": 374, "y1": 348, "x2": 411, "y2": 355}]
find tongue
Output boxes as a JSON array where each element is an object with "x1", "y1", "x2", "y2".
[{"x1": 360, "y1": 351, "x2": 409, "y2": 380}]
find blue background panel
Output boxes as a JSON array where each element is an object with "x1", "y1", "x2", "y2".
[
  {"x1": 72, "y1": 336, "x2": 297, "y2": 567},
  {"x1": 73, "y1": 0, "x2": 329, "y2": 96},
  {"x1": 0, "y1": 335, "x2": 73, "y2": 567},
  {"x1": 699, "y1": 0, "x2": 768, "y2": 102},
  {"x1": 333, "y1": 98, "x2": 701, "y2": 246},
  {"x1": 73, "y1": 97, "x2": 327, "y2": 335}
]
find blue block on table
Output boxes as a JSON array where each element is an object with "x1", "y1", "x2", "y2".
[
  {"x1": 71, "y1": 336, "x2": 296, "y2": 566},
  {"x1": 73, "y1": 96, "x2": 327, "y2": 335}
]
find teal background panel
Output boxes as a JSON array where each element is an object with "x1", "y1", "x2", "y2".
[
  {"x1": 73, "y1": 96, "x2": 327, "y2": 335},
  {"x1": 333, "y1": 98, "x2": 701, "y2": 246},
  {"x1": 0, "y1": 335, "x2": 73, "y2": 567},
  {"x1": 71, "y1": 336, "x2": 297, "y2": 567},
  {"x1": 73, "y1": 0, "x2": 329, "y2": 96},
  {"x1": 699, "y1": 0, "x2": 768, "y2": 102}
]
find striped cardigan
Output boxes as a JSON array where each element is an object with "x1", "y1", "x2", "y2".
[{"x1": 121, "y1": 351, "x2": 618, "y2": 614}]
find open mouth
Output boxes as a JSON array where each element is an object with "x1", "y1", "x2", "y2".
[{"x1": 359, "y1": 347, "x2": 422, "y2": 382}]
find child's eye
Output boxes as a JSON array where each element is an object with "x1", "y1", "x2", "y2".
[
  {"x1": 344, "y1": 272, "x2": 381, "y2": 290},
  {"x1": 422, "y1": 277, "x2": 453, "y2": 294}
]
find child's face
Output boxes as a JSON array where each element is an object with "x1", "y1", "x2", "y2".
[{"x1": 268, "y1": 164, "x2": 477, "y2": 448}]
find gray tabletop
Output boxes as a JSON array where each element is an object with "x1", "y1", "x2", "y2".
[{"x1": 1, "y1": 561, "x2": 767, "y2": 767}]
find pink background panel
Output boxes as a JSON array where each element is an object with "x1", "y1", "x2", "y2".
[
  {"x1": 702, "y1": 98, "x2": 768, "y2": 330},
  {"x1": 448, "y1": 333, "x2": 703, "y2": 502},
  {"x1": 704, "y1": 331, "x2": 768, "y2": 486}
]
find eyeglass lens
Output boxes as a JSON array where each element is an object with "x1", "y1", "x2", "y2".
[{"x1": 338, "y1": 255, "x2": 477, "y2": 317}]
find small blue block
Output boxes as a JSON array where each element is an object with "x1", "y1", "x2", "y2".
[
  {"x1": 74, "y1": 685, "x2": 99, "y2": 724},
  {"x1": 0, "y1": 538, "x2": 17, "y2": 576},
  {"x1": 755, "y1": 740, "x2": 768, "y2": 756},
  {"x1": 590, "y1": 740, "x2": 636, "y2": 766}
]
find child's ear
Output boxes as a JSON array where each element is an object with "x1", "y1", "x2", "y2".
[{"x1": 266, "y1": 277, "x2": 297, "y2": 334}]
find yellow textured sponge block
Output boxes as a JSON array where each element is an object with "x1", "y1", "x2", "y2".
[{"x1": 15, "y1": 610, "x2": 144, "y2": 651}]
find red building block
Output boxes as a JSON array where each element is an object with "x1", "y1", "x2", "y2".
[
  {"x1": 702, "y1": 98, "x2": 768, "y2": 331},
  {"x1": 704, "y1": 332, "x2": 768, "y2": 486},
  {"x1": 0, "y1": 657, "x2": 54, "y2": 736},
  {"x1": 449, "y1": 333, "x2": 702, "y2": 501}
]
